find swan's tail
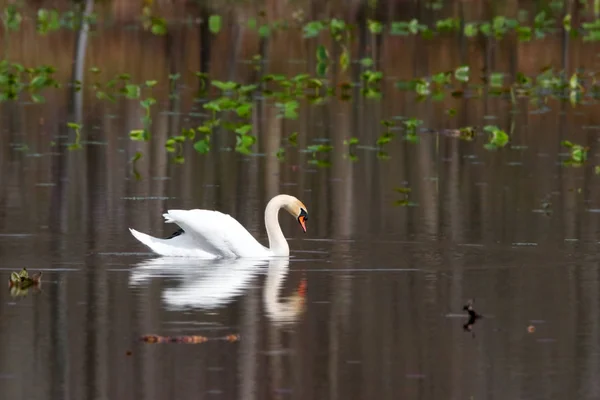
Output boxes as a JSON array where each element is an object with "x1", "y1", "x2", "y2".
[
  {"x1": 162, "y1": 212, "x2": 176, "y2": 223},
  {"x1": 129, "y1": 228, "x2": 167, "y2": 254},
  {"x1": 129, "y1": 228, "x2": 216, "y2": 258}
]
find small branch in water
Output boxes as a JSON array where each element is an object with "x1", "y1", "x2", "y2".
[
  {"x1": 463, "y1": 299, "x2": 482, "y2": 336},
  {"x1": 140, "y1": 334, "x2": 240, "y2": 344},
  {"x1": 8, "y1": 268, "x2": 42, "y2": 297}
]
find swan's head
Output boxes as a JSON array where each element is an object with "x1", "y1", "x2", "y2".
[{"x1": 283, "y1": 197, "x2": 308, "y2": 233}]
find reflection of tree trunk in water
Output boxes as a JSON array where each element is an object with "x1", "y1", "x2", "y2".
[
  {"x1": 328, "y1": 97, "x2": 354, "y2": 400},
  {"x1": 257, "y1": 31, "x2": 275, "y2": 208},
  {"x1": 263, "y1": 105, "x2": 282, "y2": 201},
  {"x1": 164, "y1": 29, "x2": 182, "y2": 209},
  {"x1": 63, "y1": 0, "x2": 94, "y2": 234},
  {"x1": 267, "y1": 323, "x2": 285, "y2": 400},
  {"x1": 239, "y1": 287, "x2": 259, "y2": 400},
  {"x1": 580, "y1": 264, "x2": 600, "y2": 397},
  {"x1": 70, "y1": 0, "x2": 93, "y2": 124},
  {"x1": 198, "y1": 6, "x2": 211, "y2": 75},
  {"x1": 0, "y1": 102, "x2": 18, "y2": 229},
  {"x1": 214, "y1": 14, "x2": 245, "y2": 211}
]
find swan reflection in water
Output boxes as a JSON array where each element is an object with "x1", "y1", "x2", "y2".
[{"x1": 129, "y1": 257, "x2": 306, "y2": 325}]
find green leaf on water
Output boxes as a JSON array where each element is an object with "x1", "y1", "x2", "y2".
[
  {"x1": 208, "y1": 15, "x2": 222, "y2": 34},
  {"x1": 236, "y1": 103, "x2": 252, "y2": 118},
  {"x1": 454, "y1": 65, "x2": 470, "y2": 82},
  {"x1": 303, "y1": 20, "x2": 325, "y2": 38},
  {"x1": 194, "y1": 138, "x2": 210, "y2": 154},
  {"x1": 125, "y1": 84, "x2": 140, "y2": 99},
  {"x1": 316, "y1": 62, "x2": 328, "y2": 78},
  {"x1": 490, "y1": 72, "x2": 504, "y2": 87},
  {"x1": 276, "y1": 147, "x2": 285, "y2": 160},
  {"x1": 316, "y1": 45, "x2": 329, "y2": 62},
  {"x1": 340, "y1": 46, "x2": 350, "y2": 72},
  {"x1": 561, "y1": 140, "x2": 573, "y2": 148},
  {"x1": 483, "y1": 125, "x2": 509, "y2": 149},
  {"x1": 129, "y1": 129, "x2": 148, "y2": 141},
  {"x1": 464, "y1": 23, "x2": 478, "y2": 37},
  {"x1": 31, "y1": 93, "x2": 45, "y2": 103},
  {"x1": 212, "y1": 80, "x2": 238, "y2": 91},
  {"x1": 236, "y1": 134, "x2": 256, "y2": 153},
  {"x1": 288, "y1": 132, "x2": 298, "y2": 146},
  {"x1": 150, "y1": 18, "x2": 167, "y2": 35},
  {"x1": 235, "y1": 124, "x2": 253, "y2": 135},
  {"x1": 367, "y1": 19, "x2": 383, "y2": 34},
  {"x1": 258, "y1": 24, "x2": 271, "y2": 37}
]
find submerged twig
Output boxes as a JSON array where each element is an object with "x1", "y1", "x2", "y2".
[
  {"x1": 8, "y1": 268, "x2": 42, "y2": 297},
  {"x1": 140, "y1": 333, "x2": 240, "y2": 344},
  {"x1": 463, "y1": 299, "x2": 482, "y2": 336}
]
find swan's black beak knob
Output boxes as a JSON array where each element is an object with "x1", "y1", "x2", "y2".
[{"x1": 298, "y1": 208, "x2": 308, "y2": 233}]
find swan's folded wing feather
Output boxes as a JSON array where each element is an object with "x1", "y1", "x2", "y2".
[
  {"x1": 164, "y1": 209, "x2": 269, "y2": 258},
  {"x1": 128, "y1": 228, "x2": 217, "y2": 258}
]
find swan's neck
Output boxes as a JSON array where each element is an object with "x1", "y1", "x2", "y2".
[{"x1": 264, "y1": 196, "x2": 289, "y2": 256}]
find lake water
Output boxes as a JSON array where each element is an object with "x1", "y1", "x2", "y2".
[{"x1": 2, "y1": 2, "x2": 600, "y2": 399}]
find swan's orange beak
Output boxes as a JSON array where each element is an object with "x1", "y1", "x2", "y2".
[{"x1": 298, "y1": 215, "x2": 307, "y2": 233}]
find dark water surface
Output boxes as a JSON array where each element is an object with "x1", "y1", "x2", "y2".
[{"x1": 3, "y1": 4, "x2": 600, "y2": 400}]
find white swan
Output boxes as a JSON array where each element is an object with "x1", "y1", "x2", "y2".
[{"x1": 128, "y1": 194, "x2": 308, "y2": 258}]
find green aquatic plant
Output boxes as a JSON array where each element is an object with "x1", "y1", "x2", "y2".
[
  {"x1": 316, "y1": 45, "x2": 329, "y2": 78},
  {"x1": 36, "y1": 9, "x2": 61, "y2": 35},
  {"x1": 306, "y1": 143, "x2": 333, "y2": 167},
  {"x1": 403, "y1": 118, "x2": 423, "y2": 143},
  {"x1": 209, "y1": 15, "x2": 222, "y2": 34},
  {"x1": 303, "y1": 20, "x2": 326, "y2": 38},
  {"x1": 483, "y1": 125, "x2": 509, "y2": 150},
  {"x1": 129, "y1": 96, "x2": 156, "y2": 142},
  {"x1": 390, "y1": 19, "x2": 428, "y2": 35},
  {"x1": 130, "y1": 151, "x2": 143, "y2": 180},
  {"x1": 8, "y1": 268, "x2": 42, "y2": 297},
  {"x1": 343, "y1": 137, "x2": 359, "y2": 161},
  {"x1": 361, "y1": 69, "x2": 382, "y2": 99},
  {"x1": 393, "y1": 187, "x2": 416, "y2": 207},
  {"x1": 168, "y1": 73, "x2": 180, "y2": 99},
  {"x1": 3, "y1": 4, "x2": 22, "y2": 32},
  {"x1": 67, "y1": 122, "x2": 82, "y2": 150},
  {"x1": 561, "y1": 140, "x2": 588, "y2": 166},
  {"x1": 141, "y1": 2, "x2": 167, "y2": 35}
]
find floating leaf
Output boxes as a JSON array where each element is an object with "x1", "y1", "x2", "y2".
[
  {"x1": 194, "y1": 138, "x2": 210, "y2": 154},
  {"x1": 288, "y1": 132, "x2": 298, "y2": 146},
  {"x1": 258, "y1": 25, "x2": 271, "y2": 37},
  {"x1": 316, "y1": 45, "x2": 329, "y2": 62},
  {"x1": 125, "y1": 84, "x2": 140, "y2": 99},
  {"x1": 454, "y1": 65, "x2": 470, "y2": 82},
  {"x1": 303, "y1": 21, "x2": 325, "y2": 38},
  {"x1": 208, "y1": 15, "x2": 222, "y2": 34},
  {"x1": 339, "y1": 46, "x2": 350, "y2": 72},
  {"x1": 483, "y1": 125, "x2": 509, "y2": 149},
  {"x1": 367, "y1": 20, "x2": 383, "y2": 34}
]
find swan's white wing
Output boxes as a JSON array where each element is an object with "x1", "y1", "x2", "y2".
[
  {"x1": 163, "y1": 209, "x2": 271, "y2": 258},
  {"x1": 129, "y1": 228, "x2": 217, "y2": 258}
]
